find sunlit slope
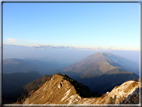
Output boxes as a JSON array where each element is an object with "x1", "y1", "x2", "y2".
[
  {"x1": 23, "y1": 73, "x2": 140, "y2": 104},
  {"x1": 79, "y1": 80, "x2": 140, "y2": 104},
  {"x1": 23, "y1": 74, "x2": 94, "y2": 104}
]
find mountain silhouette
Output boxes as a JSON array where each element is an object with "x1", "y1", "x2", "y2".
[{"x1": 3, "y1": 58, "x2": 64, "y2": 75}]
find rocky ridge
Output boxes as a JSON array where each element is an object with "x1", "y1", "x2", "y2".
[
  {"x1": 23, "y1": 73, "x2": 141, "y2": 104},
  {"x1": 23, "y1": 73, "x2": 94, "y2": 104}
]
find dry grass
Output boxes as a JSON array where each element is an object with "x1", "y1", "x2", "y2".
[
  {"x1": 109, "y1": 97, "x2": 115, "y2": 104},
  {"x1": 113, "y1": 85, "x2": 119, "y2": 89},
  {"x1": 124, "y1": 81, "x2": 138, "y2": 93}
]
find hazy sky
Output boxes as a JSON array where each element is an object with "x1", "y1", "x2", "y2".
[{"x1": 3, "y1": 3, "x2": 140, "y2": 50}]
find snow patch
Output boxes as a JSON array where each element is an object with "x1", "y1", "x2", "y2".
[
  {"x1": 82, "y1": 99, "x2": 94, "y2": 104},
  {"x1": 48, "y1": 91, "x2": 53, "y2": 98},
  {"x1": 66, "y1": 94, "x2": 81, "y2": 104},
  {"x1": 33, "y1": 94, "x2": 39, "y2": 100},
  {"x1": 43, "y1": 85, "x2": 48, "y2": 91},
  {"x1": 61, "y1": 89, "x2": 71, "y2": 101},
  {"x1": 41, "y1": 96, "x2": 44, "y2": 99},
  {"x1": 58, "y1": 82, "x2": 63, "y2": 89},
  {"x1": 108, "y1": 80, "x2": 139, "y2": 104}
]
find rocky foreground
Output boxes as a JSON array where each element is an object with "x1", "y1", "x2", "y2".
[{"x1": 23, "y1": 74, "x2": 141, "y2": 104}]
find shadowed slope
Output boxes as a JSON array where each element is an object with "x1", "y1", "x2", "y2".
[
  {"x1": 3, "y1": 71, "x2": 41, "y2": 97},
  {"x1": 2, "y1": 71, "x2": 41, "y2": 104},
  {"x1": 3, "y1": 74, "x2": 52, "y2": 104}
]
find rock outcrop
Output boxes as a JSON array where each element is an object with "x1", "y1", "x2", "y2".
[
  {"x1": 23, "y1": 74, "x2": 93, "y2": 104},
  {"x1": 23, "y1": 73, "x2": 141, "y2": 104}
]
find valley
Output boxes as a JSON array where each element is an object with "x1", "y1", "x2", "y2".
[{"x1": 2, "y1": 52, "x2": 140, "y2": 105}]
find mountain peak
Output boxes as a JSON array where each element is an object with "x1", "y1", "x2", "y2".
[
  {"x1": 63, "y1": 52, "x2": 126, "y2": 78},
  {"x1": 90, "y1": 52, "x2": 104, "y2": 57},
  {"x1": 93, "y1": 52, "x2": 113, "y2": 57},
  {"x1": 88, "y1": 52, "x2": 114, "y2": 59},
  {"x1": 23, "y1": 73, "x2": 94, "y2": 104},
  {"x1": 102, "y1": 52, "x2": 113, "y2": 56},
  {"x1": 63, "y1": 52, "x2": 139, "y2": 78}
]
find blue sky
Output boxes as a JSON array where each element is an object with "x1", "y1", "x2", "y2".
[{"x1": 3, "y1": 3, "x2": 140, "y2": 50}]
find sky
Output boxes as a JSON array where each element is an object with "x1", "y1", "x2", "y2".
[{"x1": 3, "y1": 3, "x2": 140, "y2": 50}]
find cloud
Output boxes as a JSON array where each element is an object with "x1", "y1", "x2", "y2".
[
  {"x1": 4, "y1": 44, "x2": 138, "y2": 51},
  {"x1": 7, "y1": 38, "x2": 17, "y2": 43},
  {"x1": 35, "y1": 44, "x2": 40, "y2": 47},
  {"x1": 3, "y1": 44, "x2": 31, "y2": 48},
  {"x1": 33, "y1": 45, "x2": 127, "y2": 51},
  {"x1": 32, "y1": 44, "x2": 104, "y2": 50}
]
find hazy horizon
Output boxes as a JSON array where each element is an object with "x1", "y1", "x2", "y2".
[{"x1": 3, "y1": 44, "x2": 140, "y2": 65}]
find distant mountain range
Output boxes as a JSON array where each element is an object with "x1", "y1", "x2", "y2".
[
  {"x1": 3, "y1": 58, "x2": 65, "y2": 75},
  {"x1": 50, "y1": 52, "x2": 139, "y2": 95}
]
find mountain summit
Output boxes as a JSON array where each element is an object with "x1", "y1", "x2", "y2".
[
  {"x1": 63, "y1": 52, "x2": 138, "y2": 78},
  {"x1": 23, "y1": 73, "x2": 94, "y2": 104}
]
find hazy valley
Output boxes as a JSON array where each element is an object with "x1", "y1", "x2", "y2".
[{"x1": 2, "y1": 52, "x2": 140, "y2": 105}]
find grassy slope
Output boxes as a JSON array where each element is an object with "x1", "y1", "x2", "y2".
[
  {"x1": 23, "y1": 73, "x2": 140, "y2": 104},
  {"x1": 23, "y1": 73, "x2": 95, "y2": 104}
]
